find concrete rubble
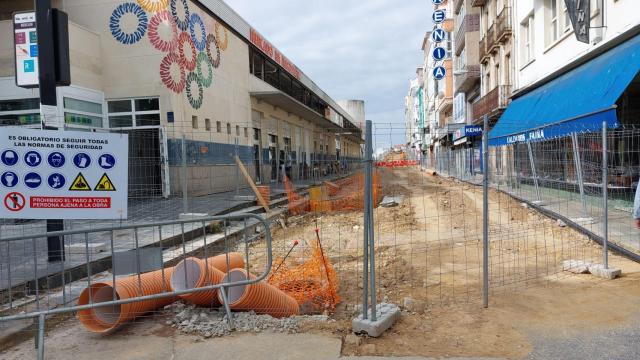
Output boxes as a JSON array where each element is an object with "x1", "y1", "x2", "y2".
[{"x1": 165, "y1": 302, "x2": 329, "y2": 338}]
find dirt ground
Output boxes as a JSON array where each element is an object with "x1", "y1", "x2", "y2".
[{"x1": 3, "y1": 167, "x2": 640, "y2": 359}]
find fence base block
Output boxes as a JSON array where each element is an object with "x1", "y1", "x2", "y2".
[
  {"x1": 588, "y1": 264, "x2": 622, "y2": 280},
  {"x1": 352, "y1": 303, "x2": 400, "y2": 337}
]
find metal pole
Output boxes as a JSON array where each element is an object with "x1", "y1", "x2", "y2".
[
  {"x1": 181, "y1": 134, "x2": 188, "y2": 214},
  {"x1": 361, "y1": 126, "x2": 370, "y2": 320},
  {"x1": 36, "y1": 313, "x2": 45, "y2": 360},
  {"x1": 571, "y1": 133, "x2": 588, "y2": 216},
  {"x1": 526, "y1": 142, "x2": 541, "y2": 202},
  {"x1": 366, "y1": 120, "x2": 377, "y2": 321},
  {"x1": 482, "y1": 115, "x2": 489, "y2": 309},
  {"x1": 235, "y1": 138, "x2": 240, "y2": 196},
  {"x1": 602, "y1": 121, "x2": 609, "y2": 269}
]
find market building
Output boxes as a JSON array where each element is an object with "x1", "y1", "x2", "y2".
[{"x1": 0, "y1": 0, "x2": 363, "y2": 198}]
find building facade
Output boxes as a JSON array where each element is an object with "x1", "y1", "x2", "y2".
[{"x1": 0, "y1": 0, "x2": 363, "y2": 198}]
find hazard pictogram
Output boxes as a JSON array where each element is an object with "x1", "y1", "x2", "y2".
[
  {"x1": 69, "y1": 173, "x2": 91, "y2": 191},
  {"x1": 94, "y1": 173, "x2": 116, "y2": 191},
  {"x1": 4, "y1": 192, "x2": 25, "y2": 212}
]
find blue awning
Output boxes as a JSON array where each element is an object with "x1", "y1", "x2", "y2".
[{"x1": 489, "y1": 34, "x2": 640, "y2": 146}]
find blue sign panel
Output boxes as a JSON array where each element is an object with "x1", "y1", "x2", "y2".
[
  {"x1": 73, "y1": 153, "x2": 92, "y2": 169},
  {"x1": 48, "y1": 152, "x2": 66, "y2": 168},
  {"x1": 432, "y1": 0, "x2": 444, "y2": 4},
  {"x1": 47, "y1": 173, "x2": 66, "y2": 190},
  {"x1": 433, "y1": 66, "x2": 446, "y2": 80},
  {"x1": 1, "y1": 150, "x2": 19, "y2": 166},
  {"x1": 24, "y1": 172, "x2": 42, "y2": 189},
  {"x1": 431, "y1": 29, "x2": 446, "y2": 43},
  {"x1": 98, "y1": 154, "x2": 116, "y2": 170},
  {"x1": 24, "y1": 151, "x2": 42, "y2": 167},
  {"x1": 432, "y1": 10, "x2": 446, "y2": 24},
  {"x1": 1, "y1": 171, "x2": 18, "y2": 188},
  {"x1": 432, "y1": 47, "x2": 447, "y2": 61}
]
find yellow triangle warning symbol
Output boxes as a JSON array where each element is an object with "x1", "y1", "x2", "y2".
[
  {"x1": 94, "y1": 173, "x2": 116, "y2": 192},
  {"x1": 69, "y1": 173, "x2": 91, "y2": 191}
]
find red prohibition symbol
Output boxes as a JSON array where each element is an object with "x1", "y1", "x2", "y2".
[{"x1": 4, "y1": 192, "x2": 26, "y2": 212}]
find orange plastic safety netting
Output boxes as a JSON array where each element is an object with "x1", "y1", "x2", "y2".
[
  {"x1": 268, "y1": 237, "x2": 340, "y2": 313},
  {"x1": 284, "y1": 176, "x2": 310, "y2": 215}
]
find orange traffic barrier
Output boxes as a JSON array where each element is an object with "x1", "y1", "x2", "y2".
[
  {"x1": 219, "y1": 269, "x2": 300, "y2": 318},
  {"x1": 77, "y1": 268, "x2": 176, "y2": 333},
  {"x1": 169, "y1": 252, "x2": 245, "y2": 307}
]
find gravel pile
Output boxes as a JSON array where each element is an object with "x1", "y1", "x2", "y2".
[{"x1": 164, "y1": 302, "x2": 329, "y2": 338}]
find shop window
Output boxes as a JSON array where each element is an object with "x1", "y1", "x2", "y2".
[
  {"x1": 64, "y1": 97, "x2": 103, "y2": 127},
  {"x1": 107, "y1": 97, "x2": 160, "y2": 128},
  {"x1": 205, "y1": 118, "x2": 211, "y2": 131},
  {"x1": 0, "y1": 98, "x2": 40, "y2": 126},
  {"x1": 192, "y1": 116, "x2": 198, "y2": 129}
]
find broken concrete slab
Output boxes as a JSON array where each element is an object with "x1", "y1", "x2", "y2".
[
  {"x1": 352, "y1": 303, "x2": 400, "y2": 337},
  {"x1": 380, "y1": 196, "x2": 403, "y2": 208},
  {"x1": 562, "y1": 260, "x2": 592, "y2": 274},
  {"x1": 588, "y1": 264, "x2": 622, "y2": 280}
]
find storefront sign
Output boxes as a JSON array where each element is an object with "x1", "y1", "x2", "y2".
[
  {"x1": 565, "y1": 0, "x2": 590, "y2": 44},
  {"x1": 506, "y1": 129, "x2": 546, "y2": 144},
  {"x1": 13, "y1": 12, "x2": 39, "y2": 88},
  {"x1": 433, "y1": 66, "x2": 446, "y2": 80},
  {"x1": 250, "y1": 28, "x2": 301, "y2": 80},
  {"x1": 432, "y1": 47, "x2": 447, "y2": 61},
  {"x1": 433, "y1": 10, "x2": 446, "y2": 24},
  {"x1": 453, "y1": 125, "x2": 483, "y2": 142},
  {"x1": 0, "y1": 128, "x2": 129, "y2": 219},
  {"x1": 431, "y1": 29, "x2": 446, "y2": 43}
]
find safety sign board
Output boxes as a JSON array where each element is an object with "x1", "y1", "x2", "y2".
[
  {"x1": 0, "y1": 128, "x2": 128, "y2": 219},
  {"x1": 13, "y1": 12, "x2": 39, "y2": 88}
]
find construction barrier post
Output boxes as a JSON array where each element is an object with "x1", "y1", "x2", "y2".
[
  {"x1": 482, "y1": 114, "x2": 489, "y2": 309},
  {"x1": 602, "y1": 121, "x2": 609, "y2": 269},
  {"x1": 365, "y1": 120, "x2": 377, "y2": 320}
]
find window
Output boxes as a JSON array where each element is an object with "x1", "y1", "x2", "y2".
[
  {"x1": 521, "y1": 14, "x2": 534, "y2": 64},
  {"x1": 64, "y1": 97, "x2": 103, "y2": 127},
  {"x1": 205, "y1": 118, "x2": 211, "y2": 131},
  {"x1": 107, "y1": 97, "x2": 160, "y2": 128},
  {"x1": 0, "y1": 98, "x2": 40, "y2": 126},
  {"x1": 546, "y1": 0, "x2": 573, "y2": 45},
  {"x1": 192, "y1": 115, "x2": 198, "y2": 129},
  {"x1": 216, "y1": 121, "x2": 221, "y2": 132},
  {"x1": 227, "y1": 123, "x2": 231, "y2": 134},
  {"x1": 236, "y1": 125, "x2": 240, "y2": 136},
  {"x1": 244, "y1": 127, "x2": 249, "y2": 138}
]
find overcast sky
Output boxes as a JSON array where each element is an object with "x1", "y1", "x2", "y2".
[{"x1": 224, "y1": 0, "x2": 431, "y2": 147}]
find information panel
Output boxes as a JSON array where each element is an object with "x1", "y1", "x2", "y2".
[
  {"x1": 0, "y1": 128, "x2": 128, "y2": 219},
  {"x1": 13, "y1": 12, "x2": 39, "y2": 88}
]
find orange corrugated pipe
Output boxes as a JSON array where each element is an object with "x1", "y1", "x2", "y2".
[
  {"x1": 77, "y1": 268, "x2": 175, "y2": 333},
  {"x1": 218, "y1": 268, "x2": 299, "y2": 318}
]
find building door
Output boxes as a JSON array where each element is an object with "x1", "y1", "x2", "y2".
[{"x1": 253, "y1": 128, "x2": 262, "y2": 183}]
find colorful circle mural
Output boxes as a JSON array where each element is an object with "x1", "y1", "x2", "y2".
[
  {"x1": 196, "y1": 52, "x2": 213, "y2": 88},
  {"x1": 147, "y1": 10, "x2": 178, "y2": 53},
  {"x1": 205, "y1": 33, "x2": 221, "y2": 68},
  {"x1": 185, "y1": 72, "x2": 203, "y2": 109},
  {"x1": 189, "y1": 13, "x2": 207, "y2": 51},
  {"x1": 214, "y1": 22, "x2": 229, "y2": 51},
  {"x1": 178, "y1": 31, "x2": 197, "y2": 71},
  {"x1": 109, "y1": 3, "x2": 149, "y2": 45},
  {"x1": 160, "y1": 52, "x2": 186, "y2": 93},
  {"x1": 136, "y1": 0, "x2": 168, "y2": 13},
  {"x1": 170, "y1": 0, "x2": 190, "y2": 32}
]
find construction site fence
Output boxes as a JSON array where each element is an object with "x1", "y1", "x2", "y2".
[{"x1": 0, "y1": 213, "x2": 273, "y2": 358}]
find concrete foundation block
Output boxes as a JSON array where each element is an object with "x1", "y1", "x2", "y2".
[
  {"x1": 352, "y1": 303, "x2": 400, "y2": 337},
  {"x1": 562, "y1": 260, "x2": 592, "y2": 274},
  {"x1": 588, "y1": 264, "x2": 622, "y2": 279}
]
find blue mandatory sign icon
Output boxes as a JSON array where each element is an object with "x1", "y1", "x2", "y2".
[
  {"x1": 432, "y1": 47, "x2": 447, "y2": 61},
  {"x1": 98, "y1": 154, "x2": 116, "y2": 170},
  {"x1": 432, "y1": 0, "x2": 444, "y2": 4},
  {"x1": 433, "y1": 10, "x2": 446, "y2": 24},
  {"x1": 73, "y1": 153, "x2": 92, "y2": 169},
  {"x1": 48, "y1": 152, "x2": 66, "y2": 168},
  {"x1": 47, "y1": 173, "x2": 66, "y2": 190},
  {"x1": 1, "y1": 171, "x2": 18, "y2": 188},
  {"x1": 24, "y1": 151, "x2": 42, "y2": 167},
  {"x1": 433, "y1": 66, "x2": 447, "y2": 80},
  {"x1": 431, "y1": 28, "x2": 446, "y2": 43},
  {"x1": 1, "y1": 150, "x2": 19, "y2": 166},
  {"x1": 24, "y1": 172, "x2": 42, "y2": 189}
]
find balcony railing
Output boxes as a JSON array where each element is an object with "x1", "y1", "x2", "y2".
[
  {"x1": 472, "y1": 85, "x2": 512, "y2": 121},
  {"x1": 496, "y1": 6, "x2": 513, "y2": 43},
  {"x1": 454, "y1": 65, "x2": 481, "y2": 93},
  {"x1": 454, "y1": 14, "x2": 480, "y2": 55},
  {"x1": 471, "y1": 0, "x2": 486, "y2": 6},
  {"x1": 479, "y1": 35, "x2": 488, "y2": 63},
  {"x1": 486, "y1": 23, "x2": 497, "y2": 52}
]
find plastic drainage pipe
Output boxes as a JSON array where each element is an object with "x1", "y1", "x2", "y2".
[
  {"x1": 77, "y1": 268, "x2": 176, "y2": 333},
  {"x1": 218, "y1": 269, "x2": 299, "y2": 318}
]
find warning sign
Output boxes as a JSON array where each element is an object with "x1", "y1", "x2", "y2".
[
  {"x1": 69, "y1": 173, "x2": 91, "y2": 191},
  {"x1": 4, "y1": 192, "x2": 26, "y2": 212},
  {"x1": 0, "y1": 128, "x2": 128, "y2": 219},
  {"x1": 94, "y1": 173, "x2": 116, "y2": 191}
]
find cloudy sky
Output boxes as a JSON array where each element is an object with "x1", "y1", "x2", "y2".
[{"x1": 224, "y1": 0, "x2": 431, "y2": 147}]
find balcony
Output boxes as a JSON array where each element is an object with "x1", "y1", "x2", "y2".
[
  {"x1": 454, "y1": 65, "x2": 481, "y2": 93},
  {"x1": 496, "y1": 6, "x2": 513, "y2": 43},
  {"x1": 472, "y1": 85, "x2": 512, "y2": 121},
  {"x1": 454, "y1": 14, "x2": 480, "y2": 55},
  {"x1": 486, "y1": 23, "x2": 497, "y2": 53},
  {"x1": 471, "y1": 0, "x2": 486, "y2": 6},
  {"x1": 479, "y1": 35, "x2": 489, "y2": 63}
]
